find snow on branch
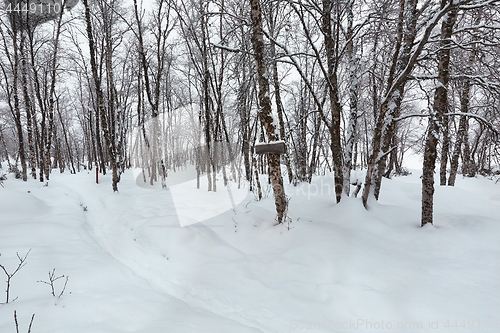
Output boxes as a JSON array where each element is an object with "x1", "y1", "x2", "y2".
[
  {"x1": 451, "y1": 76, "x2": 500, "y2": 92},
  {"x1": 458, "y1": 0, "x2": 500, "y2": 10},
  {"x1": 454, "y1": 23, "x2": 500, "y2": 35},
  {"x1": 444, "y1": 112, "x2": 500, "y2": 137},
  {"x1": 375, "y1": 146, "x2": 397, "y2": 164},
  {"x1": 382, "y1": 1, "x2": 457, "y2": 104},
  {"x1": 408, "y1": 74, "x2": 438, "y2": 80},
  {"x1": 393, "y1": 113, "x2": 430, "y2": 122},
  {"x1": 211, "y1": 43, "x2": 240, "y2": 53}
]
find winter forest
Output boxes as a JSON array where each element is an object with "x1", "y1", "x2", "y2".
[{"x1": 1, "y1": 0, "x2": 500, "y2": 332}]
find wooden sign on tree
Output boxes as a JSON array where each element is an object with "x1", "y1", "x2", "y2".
[
  {"x1": 254, "y1": 141, "x2": 286, "y2": 155},
  {"x1": 5, "y1": 0, "x2": 79, "y2": 30}
]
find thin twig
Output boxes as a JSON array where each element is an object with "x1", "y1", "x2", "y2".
[
  {"x1": 14, "y1": 310, "x2": 19, "y2": 333},
  {"x1": 27, "y1": 314, "x2": 35, "y2": 333},
  {"x1": 58, "y1": 276, "x2": 69, "y2": 297}
]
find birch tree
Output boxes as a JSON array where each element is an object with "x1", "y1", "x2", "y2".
[
  {"x1": 0, "y1": 21, "x2": 27, "y2": 181},
  {"x1": 421, "y1": 2, "x2": 458, "y2": 227},
  {"x1": 132, "y1": 0, "x2": 175, "y2": 187},
  {"x1": 362, "y1": 0, "x2": 461, "y2": 207},
  {"x1": 81, "y1": 0, "x2": 122, "y2": 191},
  {"x1": 249, "y1": 0, "x2": 288, "y2": 223}
]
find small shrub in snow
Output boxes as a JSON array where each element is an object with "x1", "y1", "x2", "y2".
[
  {"x1": 0, "y1": 249, "x2": 31, "y2": 303},
  {"x1": 13, "y1": 311, "x2": 35, "y2": 333},
  {"x1": 38, "y1": 268, "x2": 69, "y2": 297}
]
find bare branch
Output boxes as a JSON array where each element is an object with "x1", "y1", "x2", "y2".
[
  {"x1": 444, "y1": 112, "x2": 500, "y2": 137},
  {"x1": 37, "y1": 268, "x2": 69, "y2": 297},
  {"x1": 0, "y1": 249, "x2": 31, "y2": 303}
]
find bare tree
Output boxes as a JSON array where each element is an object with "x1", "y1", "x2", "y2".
[
  {"x1": 362, "y1": 0, "x2": 460, "y2": 208},
  {"x1": 0, "y1": 19, "x2": 28, "y2": 181},
  {"x1": 249, "y1": 0, "x2": 287, "y2": 223},
  {"x1": 81, "y1": 0, "x2": 122, "y2": 191},
  {"x1": 422, "y1": 2, "x2": 458, "y2": 227}
]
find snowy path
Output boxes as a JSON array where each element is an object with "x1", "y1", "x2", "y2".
[{"x1": 71, "y1": 172, "x2": 288, "y2": 332}]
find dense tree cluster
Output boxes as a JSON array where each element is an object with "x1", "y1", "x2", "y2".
[{"x1": 1, "y1": 0, "x2": 499, "y2": 226}]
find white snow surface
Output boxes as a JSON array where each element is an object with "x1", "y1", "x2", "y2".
[{"x1": 1, "y1": 168, "x2": 499, "y2": 332}]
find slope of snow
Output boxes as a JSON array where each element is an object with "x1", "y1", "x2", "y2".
[{"x1": 0, "y1": 168, "x2": 499, "y2": 333}]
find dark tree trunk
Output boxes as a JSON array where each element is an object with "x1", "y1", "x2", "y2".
[
  {"x1": 249, "y1": 0, "x2": 287, "y2": 223},
  {"x1": 342, "y1": 0, "x2": 359, "y2": 197},
  {"x1": 448, "y1": 110, "x2": 469, "y2": 186},
  {"x1": 421, "y1": 4, "x2": 457, "y2": 227},
  {"x1": 12, "y1": 31, "x2": 28, "y2": 181},
  {"x1": 461, "y1": 114, "x2": 476, "y2": 177},
  {"x1": 440, "y1": 115, "x2": 451, "y2": 185},
  {"x1": 19, "y1": 33, "x2": 36, "y2": 179},
  {"x1": 44, "y1": 7, "x2": 65, "y2": 182},
  {"x1": 253, "y1": 154, "x2": 262, "y2": 200},
  {"x1": 239, "y1": 81, "x2": 252, "y2": 183},
  {"x1": 373, "y1": 0, "x2": 417, "y2": 199},
  {"x1": 82, "y1": 0, "x2": 119, "y2": 191},
  {"x1": 268, "y1": 5, "x2": 293, "y2": 184},
  {"x1": 308, "y1": 115, "x2": 321, "y2": 183},
  {"x1": 362, "y1": 0, "x2": 455, "y2": 208},
  {"x1": 322, "y1": 0, "x2": 343, "y2": 203}
]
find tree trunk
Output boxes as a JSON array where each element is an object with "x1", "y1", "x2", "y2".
[
  {"x1": 82, "y1": 0, "x2": 119, "y2": 191},
  {"x1": 362, "y1": 0, "x2": 455, "y2": 208},
  {"x1": 44, "y1": 7, "x2": 65, "y2": 182},
  {"x1": 19, "y1": 33, "x2": 36, "y2": 179},
  {"x1": 253, "y1": 154, "x2": 262, "y2": 200},
  {"x1": 448, "y1": 111, "x2": 468, "y2": 186},
  {"x1": 249, "y1": 0, "x2": 287, "y2": 223},
  {"x1": 239, "y1": 80, "x2": 252, "y2": 183},
  {"x1": 308, "y1": 114, "x2": 321, "y2": 183},
  {"x1": 421, "y1": 5, "x2": 457, "y2": 227},
  {"x1": 268, "y1": 5, "x2": 293, "y2": 184},
  {"x1": 342, "y1": 0, "x2": 359, "y2": 197},
  {"x1": 461, "y1": 118, "x2": 475, "y2": 177},
  {"x1": 322, "y1": 0, "x2": 343, "y2": 203},
  {"x1": 57, "y1": 103, "x2": 76, "y2": 174},
  {"x1": 12, "y1": 30, "x2": 28, "y2": 181},
  {"x1": 373, "y1": 0, "x2": 417, "y2": 199},
  {"x1": 439, "y1": 115, "x2": 450, "y2": 185}
]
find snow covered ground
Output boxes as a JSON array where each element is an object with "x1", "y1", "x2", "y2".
[{"x1": 1, "y1": 167, "x2": 499, "y2": 333}]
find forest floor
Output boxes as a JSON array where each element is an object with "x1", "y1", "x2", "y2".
[{"x1": 0, "y1": 165, "x2": 499, "y2": 333}]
